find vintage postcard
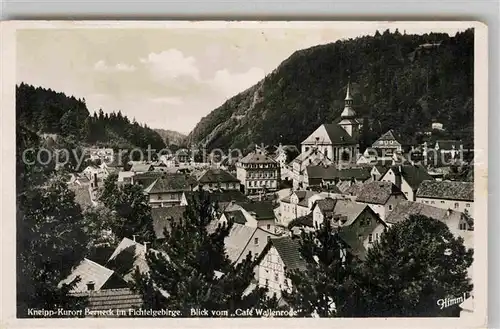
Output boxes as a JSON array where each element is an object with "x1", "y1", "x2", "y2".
[{"x1": 0, "y1": 21, "x2": 488, "y2": 328}]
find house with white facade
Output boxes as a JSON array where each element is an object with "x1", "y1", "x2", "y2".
[
  {"x1": 379, "y1": 164, "x2": 433, "y2": 201},
  {"x1": 416, "y1": 180, "x2": 474, "y2": 214},
  {"x1": 143, "y1": 174, "x2": 196, "y2": 208},
  {"x1": 194, "y1": 168, "x2": 241, "y2": 191},
  {"x1": 255, "y1": 236, "x2": 307, "y2": 299},
  {"x1": 82, "y1": 165, "x2": 108, "y2": 182},
  {"x1": 236, "y1": 149, "x2": 280, "y2": 195},
  {"x1": 311, "y1": 198, "x2": 387, "y2": 259},
  {"x1": 355, "y1": 181, "x2": 407, "y2": 221},
  {"x1": 278, "y1": 190, "x2": 319, "y2": 227}
]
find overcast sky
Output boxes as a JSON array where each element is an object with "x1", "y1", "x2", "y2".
[{"x1": 16, "y1": 22, "x2": 467, "y2": 134}]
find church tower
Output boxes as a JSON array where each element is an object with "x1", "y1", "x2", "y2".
[{"x1": 338, "y1": 79, "x2": 362, "y2": 139}]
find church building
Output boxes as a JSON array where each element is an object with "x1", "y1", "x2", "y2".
[{"x1": 299, "y1": 80, "x2": 362, "y2": 165}]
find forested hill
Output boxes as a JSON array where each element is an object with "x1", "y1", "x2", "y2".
[
  {"x1": 153, "y1": 128, "x2": 187, "y2": 146},
  {"x1": 187, "y1": 29, "x2": 474, "y2": 151},
  {"x1": 16, "y1": 83, "x2": 166, "y2": 150}
]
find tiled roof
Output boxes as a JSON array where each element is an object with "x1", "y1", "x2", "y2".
[
  {"x1": 71, "y1": 288, "x2": 143, "y2": 315},
  {"x1": 323, "y1": 124, "x2": 357, "y2": 145},
  {"x1": 271, "y1": 237, "x2": 307, "y2": 271},
  {"x1": 144, "y1": 174, "x2": 195, "y2": 193},
  {"x1": 416, "y1": 180, "x2": 473, "y2": 202},
  {"x1": 315, "y1": 198, "x2": 337, "y2": 215},
  {"x1": 183, "y1": 189, "x2": 250, "y2": 206},
  {"x1": 239, "y1": 151, "x2": 277, "y2": 164},
  {"x1": 196, "y1": 168, "x2": 240, "y2": 184},
  {"x1": 151, "y1": 206, "x2": 187, "y2": 239},
  {"x1": 58, "y1": 258, "x2": 115, "y2": 293},
  {"x1": 344, "y1": 182, "x2": 365, "y2": 196},
  {"x1": 288, "y1": 213, "x2": 314, "y2": 229},
  {"x1": 306, "y1": 165, "x2": 337, "y2": 179},
  {"x1": 306, "y1": 165, "x2": 371, "y2": 181},
  {"x1": 374, "y1": 165, "x2": 390, "y2": 177},
  {"x1": 385, "y1": 200, "x2": 463, "y2": 225},
  {"x1": 332, "y1": 200, "x2": 369, "y2": 226},
  {"x1": 356, "y1": 181, "x2": 404, "y2": 205},
  {"x1": 107, "y1": 238, "x2": 167, "y2": 283},
  {"x1": 337, "y1": 167, "x2": 372, "y2": 180},
  {"x1": 224, "y1": 210, "x2": 247, "y2": 225},
  {"x1": 234, "y1": 201, "x2": 275, "y2": 220},
  {"x1": 372, "y1": 129, "x2": 404, "y2": 145},
  {"x1": 308, "y1": 185, "x2": 343, "y2": 194},
  {"x1": 391, "y1": 165, "x2": 433, "y2": 190}
]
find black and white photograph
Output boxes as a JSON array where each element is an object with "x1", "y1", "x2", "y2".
[{"x1": 1, "y1": 21, "x2": 488, "y2": 326}]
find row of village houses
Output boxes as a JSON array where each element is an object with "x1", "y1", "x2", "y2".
[
  {"x1": 64, "y1": 81, "x2": 474, "y2": 316},
  {"x1": 61, "y1": 176, "x2": 474, "y2": 316}
]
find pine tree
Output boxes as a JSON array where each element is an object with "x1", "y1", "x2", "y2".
[
  {"x1": 132, "y1": 190, "x2": 275, "y2": 316},
  {"x1": 355, "y1": 215, "x2": 473, "y2": 317},
  {"x1": 281, "y1": 221, "x2": 360, "y2": 317},
  {"x1": 98, "y1": 177, "x2": 155, "y2": 242}
]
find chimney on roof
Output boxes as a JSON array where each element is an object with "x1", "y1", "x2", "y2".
[
  {"x1": 132, "y1": 235, "x2": 137, "y2": 242},
  {"x1": 144, "y1": 242, "x2": 150, "y2": 253},
  {"x1": 86, "y1": 281, "x2": 95, "y2": 291},
  {"x1": 446, "y1": 208, "x2": 452, "y2": 216}
]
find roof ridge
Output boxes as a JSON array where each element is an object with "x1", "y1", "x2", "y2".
[
  {"x1": 234, "y1": 227, "x2": 259, "y2": 264},
  {"x1": 83, "y1": 258, "x2": 115, "y2": 272}
]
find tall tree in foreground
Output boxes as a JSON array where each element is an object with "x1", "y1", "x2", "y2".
[
  {"x1": 132, "y1": 190, "x2": 277, "y2": 316},
  {"x1": 17, "y1": 174, "x2": 91, "y2": 316},
  {"x1": 355, "y1": 215, "x2": 473, "y2": 317},
  {"x1": 98, "y1": 173, "x2": 155, "y2": 242},
  {"x1": 281, "y1": 221, "x2": 361, "y2": 317}
]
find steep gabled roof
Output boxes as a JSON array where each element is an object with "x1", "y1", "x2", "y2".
[
  {"x1": 224, "y1": 223, "x2": 257, "y2": 263},
  {"x1": 58, "y1": 258, "x2": 116, "y2": 293},
  {"x1": 269, "y1": 237, "x2": 307, "y2": 271},
  {"x1": 224, "y1": 210, "x2": 247, "y2": 225},
  {"x1": 373, "y1": 129, "x2": 403, "y2": 145},
  {"x1": 356, "y1": 181, "x2": 405, "y2": 205},
  {"x1": 323, "y1": 124, "x2": 357, "y2": 145},
  {"x1": 288, "y1": 213, "x2": 314, "y2": 229},
  {"x1": 107, "y1": 238, "x2": 168, "y2": 283},
  {"x1": 332, "y1": 200, "x2": 370, "y2": 226},
  {"x1": 416, "y1": 180, "x2": 473, "y2": 202},
  {"x1": 314, "y1": 198, "x2": 337, "y2": 216},
  {"x1": 390, "y1": 165, "x2": 433, "y2": 190}
]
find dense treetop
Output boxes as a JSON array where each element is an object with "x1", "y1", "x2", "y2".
[
  {"x1": 187, "y1": 29, "x2": 474, "y2": 151},
  {"x1": 16, "y1": 83, "x2": 166, "y2": 150}
]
